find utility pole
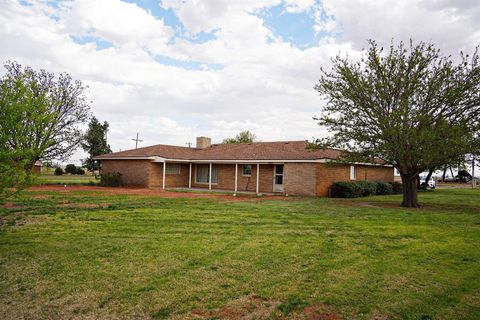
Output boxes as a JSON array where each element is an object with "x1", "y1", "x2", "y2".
[
  {"x1": 186, "y1": 142, "x2": 192, "y2": 148},
  {"x1": 132, "y1": 132, "x2": 143, "y2": 149}
]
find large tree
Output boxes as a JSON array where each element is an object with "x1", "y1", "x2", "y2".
[
  {"x1": 0, "y1": 61, "x2": 90, "y2": 198},
  {"x1": 2, "y1": 61, "x2": 90, "y2": 162},
  {"x1": 314, "y1": 40, "x2": 480, "y2": 207},
  {"x1": 82, "y1": 117, "x2": 111, "y2": 173},
  {"x1": 223, "y1": 130, "x2": 257, "y2": 144}
]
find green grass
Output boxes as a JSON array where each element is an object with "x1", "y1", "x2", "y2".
[
  {"x1": 38, "y1": 173, "x2": 98, "y2": 185},
  {"x1": 0, "y1": 189, "x2": 479, "y2": 319}
]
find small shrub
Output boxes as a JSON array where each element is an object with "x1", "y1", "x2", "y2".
[
  {"x1": 54, "y1": 167, "x2": 63, "y2": 176},
  {"x1": 375, "y1": 181, "x2": 393, "y2": 195},
  {"x1": 390, "y1": 181, "x2": 403, "y2": 194},
  {"x1": 331, "y1": 180, "x2": 395, "y2": 198},
  {"x1": 330, "y1": 181, "x2": 363, "y2": 198},
  {"x1": 356, "y1": 181, "x2": 378, "y2": 196},
  {"x1": 100, "y1": 172, "x2": 122, "y2": 187},
  {"x1": 76, "y1": 167, "x2": 85, "y2": 175},
  {"x1": 65, "y1": 164, "x2": 77, "y2": 174}
]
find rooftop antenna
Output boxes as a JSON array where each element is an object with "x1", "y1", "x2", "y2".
[
  {"x1": 132, "y1": 132, "x2": 143, "y2": 149},
  {"x1": 186, "y1": 142, "x2": 192, "y2": 148}
]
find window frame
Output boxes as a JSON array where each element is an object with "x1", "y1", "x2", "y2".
[
  {"x1": 195, "y1": 164, "x2": 218, "y2": 184},
  {"x1": 165, "y1": 163, "x2": 181, "y2": 175},
  {"x1": 242, "y1": 164, "x2": 252, "y2": 176},
  {"x1": 350, "y1": 165, "x2": 356, "y2": 180}
]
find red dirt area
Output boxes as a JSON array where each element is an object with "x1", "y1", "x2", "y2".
[{"x1": 28, "y1": 185, "x2": 289, "y2": 202}]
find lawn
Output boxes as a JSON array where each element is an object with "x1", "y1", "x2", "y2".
[
  {"x1": 38, "y1": 173, "x2": 98, "y2": 185},
  {"x1": 0, "y1": 188, "x2": 479, "y2": 319}
]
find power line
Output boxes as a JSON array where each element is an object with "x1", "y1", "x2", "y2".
[{"x1": 132, "y1": 132, "x2": 143, "y2": 149}]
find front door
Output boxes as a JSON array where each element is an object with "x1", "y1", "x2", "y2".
[{"x1": 274, "y1": 165, "x2": 284, "y2": 192}]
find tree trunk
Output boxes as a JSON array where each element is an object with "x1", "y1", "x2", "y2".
[
  {"x1": 449, "y1": 166, "x2": 455, "y2": 182},
  {"x1": 401, "y1": 174, "x2": 420, "y2": 208},
  {"x1": 472, "y1": 158, "x2": 475, "y2": 189},
  {"x1": 442, "y1": 166, "x2": 447, "y2": 182},
  {"x1": 424, "y1": 168, "x2": 434, "y2": 187}
]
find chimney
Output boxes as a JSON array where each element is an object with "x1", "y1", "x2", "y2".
[{"x1": 196, "y1": 136, "x2": 212, "y2": 149}]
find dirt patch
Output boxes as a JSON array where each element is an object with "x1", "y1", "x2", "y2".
[
  {"x1": 0, "y1": 212, "x2": 49, "y2": 227},
  {"x1": 302, "y1": 303, "x2": 342, "y2": 320},
  {"x1": 29, "y1": 185, "x2": 291, "y2": 202},
  {"x1": 173, "y1": 296, "x2": 341, "y2": 320},
  {"x1": 183, "y1": 294, "x2": 280, "y2": 320}
]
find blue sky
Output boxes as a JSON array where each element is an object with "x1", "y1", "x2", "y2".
[{"x1": 66, "y1": 0, "x2": 325, "y2": 71}]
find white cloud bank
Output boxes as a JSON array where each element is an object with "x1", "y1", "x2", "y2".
[{"x1": 0, "y1": 0, "x2": 479, "y2": 163}]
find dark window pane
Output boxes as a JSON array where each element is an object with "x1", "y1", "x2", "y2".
[
  {"x1": 275, "y1": 175, "x2": 283, "y2": 184},
  {"x1": 275, "y1": 165, "x2": 283, "y2": 174}
]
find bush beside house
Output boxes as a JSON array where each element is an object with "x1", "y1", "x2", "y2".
[
  {"x1": 100, "y1": 172, "x2": 122, "y2": 187},
  {"x1": 330, "y1": 181, "x2": 402, "y2": 198}
]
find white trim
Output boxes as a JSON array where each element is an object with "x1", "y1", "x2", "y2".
[
  {"x1": 162, "y1": 161, "x2": 166, "y2": 190},
  {"x1": 234, "y1": 163, "x2": 238, "y2": 193},
  {"x1": 188, "y1": 163, "x2": 192, "y2": 188},
  {"x1": 350, "y1": 165, "x2": 356, "y2": 180},
  {"x1": 273, "y1": 164, "x2": 284, "y2": 192},
  {"x1": 256, "y1": 163, "x2": 260, "y2": 194},
  {"x1": 209, "y1": 163, "x2": 212, "y2": 190},
  {"x1": 94, "y1": 156, "x2": 158, "y2": 160}
]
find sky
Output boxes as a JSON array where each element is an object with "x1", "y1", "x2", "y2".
[{"x1": 1, "y1": 0, "x2": 480, "y2": 165}]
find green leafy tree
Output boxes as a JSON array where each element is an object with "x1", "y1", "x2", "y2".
[
  {"x1": 81, "y1": 117, "x2": 111, "y2": 173},
  {"x1": 65, "y1": 164, "x2": 77, "y2": 175},
  {"x1": 223, "y1": 130, "x2": 257, "y2": 144},
  {"x1": 0, "y1": 61, "x2": 90, "y2": 198},
  {"x1": 313, "y1": 40, "x2": 480, "y2": 207}
]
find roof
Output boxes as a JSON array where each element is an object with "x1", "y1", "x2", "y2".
[
  {"x1": 34, "y1": 160, "x2": 42, "y2": 167},
  {"x1": 94, "y1": 140, "x2": 345, "y2": 161}
]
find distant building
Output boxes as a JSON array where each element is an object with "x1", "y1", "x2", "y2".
[{"x1": 32, "y1": 160, "x2": 42, "y2": 174}]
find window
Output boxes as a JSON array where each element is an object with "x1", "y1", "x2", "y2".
[
  {"x1": 195, "y1": 164, "x2": 218, "y2": 184},
  {"x1": 350, "y1": 165, "x2": 356, "y2": 180},
  {"x1": 165, "y1": 163, "x2": 181, "y2": 175},
  {"x1": 242, "y1": 164, "x2": 252, "y2": 176}
]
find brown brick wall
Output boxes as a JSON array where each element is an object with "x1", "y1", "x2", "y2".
[
  {"x1": 284, "y1": 163, "x2": 317, "y2": 196},
  {"x1": 101, "y1": 160, "x2": 152, "y2": 187},
  {"x1": 149, "y1": 163, "x2": 190, "y2": 188},
  {"x1": 316, "y1": 163, "x2": 394, "y2": 196}
]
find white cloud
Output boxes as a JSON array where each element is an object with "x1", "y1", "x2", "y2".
[
  {"x1": 318, "y1": 0, "x2": 480, "y2": 53},
  {"x1": 60, "y1": 0, "x2": 174, "y2": 54},
  {"x1": 1, "y1": 0, "x2": 479, "y2": 165},
  {"x1": 283, "y1": 0, "x2": 315, "y2": 13}
]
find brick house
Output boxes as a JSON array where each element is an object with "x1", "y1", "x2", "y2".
[{"x1": 95, "y1": 137, "x2": 394, "y2": 196}]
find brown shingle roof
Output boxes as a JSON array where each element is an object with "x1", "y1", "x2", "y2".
[{"x1": 95, "y1": 140, "x2": 344, "y2": 161}]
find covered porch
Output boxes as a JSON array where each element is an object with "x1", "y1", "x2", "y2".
[{"x1": 155, "y1": 160, "x2": 285, "y2": 195}]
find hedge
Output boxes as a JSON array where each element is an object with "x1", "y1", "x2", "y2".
[
  {"x1": 100, "y1": 172, "x2": 122, "y2": 187},
  {"x1": 330, "y1": 181, "x2": 402, "y2": 198}
]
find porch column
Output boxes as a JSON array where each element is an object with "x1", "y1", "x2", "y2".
[
  {"x1": 256, "y1": 163, "x2": 260, "y2": 194},
  {"x1": 234, "y1": 163, "x2": 238, "y2": 193},
  {"x1": 162, "y1": 161, "x2": 166, "y2": 190},
  {"x1": 209, "y1": 162, "x2": 212, "y2": 190},
  {"x1": 189, "y1": 163, "x2": 192, "y2": 188}
]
